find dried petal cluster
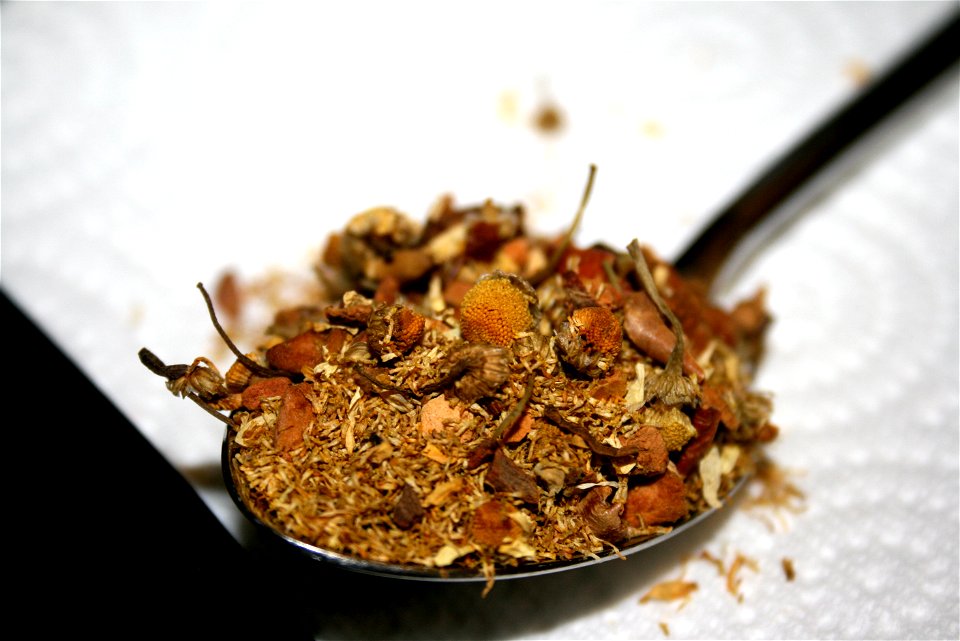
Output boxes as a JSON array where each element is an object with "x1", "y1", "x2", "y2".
[{"x1": 144, "y1": 191, "x2": 777, "y2": 579}]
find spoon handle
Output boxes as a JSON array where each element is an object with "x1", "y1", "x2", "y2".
[{"x1": 674, "y1": 10, "x2": 960, "y2": 290}]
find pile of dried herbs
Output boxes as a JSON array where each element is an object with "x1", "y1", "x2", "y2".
[{"x1": 142, "y1": 175, "x2": 776, "y2": 581}]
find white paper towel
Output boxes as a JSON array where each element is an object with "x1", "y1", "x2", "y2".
[{"x1": 2, "y1": 3, "x2": 957, "y2": 638}]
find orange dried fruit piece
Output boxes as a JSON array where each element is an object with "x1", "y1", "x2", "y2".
[
  {"x1": 625, "y1": 469, "x2": 689, "y2": 527},
  {"x1": 469, "y1": 500, "x2": 523, "y2": 548}
]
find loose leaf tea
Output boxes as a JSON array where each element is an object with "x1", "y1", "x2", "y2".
[{"x1": 142, "y1": 173, "x2": 776, "y2": 582}]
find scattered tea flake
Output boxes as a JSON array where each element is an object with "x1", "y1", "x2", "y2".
[
  {"x1": 214, "y1": 269, "x2": 243, "y2": 322},
  {"x1": 419, "y1": 395, "x2": 461, "y2": 435},
  {"x1": 699, "y1": 446, "x2": 723, "y2": 509},
  {"x1": 392, "y1": 483, "x2": 425, "y2": 529},
  {"x1": 486, "y1": 449, "x2": 539, "y2": 504},
  {"x1": 844, "y1": 57, "x2": 872, "y2": 87},
  {"x1": 659, "y1": 621, "x2": 670, "y2": 636},
  {"x1": 726, "y1": 552, "x2": 759, "y2": 601},
  {"x1": 424, "y1": 478, "x2": 464, "y2": 507},
  {"x1": 432, "y1": 543, "x2": 474, "y2": 567},
  {"x1": 640, "y1": 580, "x2": 698, "y2": 604},
  {"x1": 422, "y1": 443, "x2": 450, "y2": 464},
  {"x1": 782, "y1": 557, "x2": 796, "y2": 582},
  {"x1": 743, "y1": 459, "x2": 807, "y2": 530},
  {"x1": 720, "y1": 444, "x2": 740, "y2": 474},
  {"x1": 698, "y1": 549, "x2": 726, "y2": 576},
  {"x1": 625, "y1": 362, "x2": 646, "y2": 409},
  {"x1": 498, "y1": 538, "x2": 537, "y2": 559},
  {"x1": 532, "y1": 101, "x2": 564, "y2": 134}
]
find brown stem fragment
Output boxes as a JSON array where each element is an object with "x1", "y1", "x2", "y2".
[
  {"x1": 138, "y1": 348, "x2": 233, "y2": 426},
  {"x1": 196, "y1": 282, "x2": 295, "y2": 380},
  {"x1": 491, "y1": 378, "x2": 536, "y2": 441},
  {"x1": 543, "y1": 407, "x2": 641, "y2": 457},
  {"x1": 530, "y1": 164, "x2": 597, "y2": 287},
  {"x1": 626, "y1": 242, "x2": 700, "y2": 405},
  {"x1": 138, "y1": 347, "x2": 188, "y2": 380},
  {"x1": 466, "y1": 379, "x2": 536, "y2": 469}
]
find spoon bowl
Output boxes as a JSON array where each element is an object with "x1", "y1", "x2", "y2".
[{"x1": 222, "y1": 429, "x2": 752, "y2": 581}]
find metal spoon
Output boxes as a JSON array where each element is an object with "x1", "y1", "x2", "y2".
[{"x1": 220, "y1": 9, "x2": 957, "y2": 582}]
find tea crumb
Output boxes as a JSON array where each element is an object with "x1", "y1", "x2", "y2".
[
  {"x1": 726, "y1": 552, "x2": 759, "y2": 602},
  {"x1": 659, "y1": 621, "x2": 670, "y2": 636},
  {"x1": 844, "y1": 58, "x2": 872, "y2": 87},
  {"x1": 744, "y1": 459, "x2": 807, "y2": 531},
  {"x1": 640, "y1": 580, "x2": 698, "y2": 604},
  {"x1": 214, "y1": 269, "x2": 243, "y2": 322},
  {"x1": 782, "y1": 557, "x2": 796, "y2": 581},
  {"x1": 533, "y1": 101, "x2": 564, "y2": 134}
]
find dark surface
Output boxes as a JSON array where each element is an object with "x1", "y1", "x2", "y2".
[{"x1": 5, "y1": 291, "x2": 313, "y2": 640}]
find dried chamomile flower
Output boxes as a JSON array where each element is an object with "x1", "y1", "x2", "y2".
[
  {"x1": 367, "y1": 303, "x2": 426, "y2": 361},
  {"x1": 167, "y1": 356, "x2": 226, "y2": 401},
  {"x1": 639, "y1": 404, "x2": 697, "y2": 452},
  {"x1": 555, "y1": 306, "x2": 622, "y2": 377},
  {"x1": 341, "y1": 207, "x2": 422, "y2": 283},
  {"x1": 459, "y1": 271, "x2": 539, "y2": 347},
  {"x1": 449, "y1": 343, "x2": 512, "y2": 404}
]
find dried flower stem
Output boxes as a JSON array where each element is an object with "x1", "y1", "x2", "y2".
[
  {"x1": 419, "y1": 360, "x2": 470, "y2": 395},
  {"x1": 196, "y1": 282, "x2": 293, "y2": 380},
  {"x1": 602, "y1": 259, "x2": 623, "y2": 294},
  {"x1": 354, "y1": 364, "x2": 410, "y2": 395},
  {"x1": 627, "y1": 241, "x2": 698, "y2": 405},
  {"x1": 543, "y1": 407, "x2": 640, "y2": 457},
  {"x1": 491, "y1": 377, "x2": 536, "y2": 441},
  {"x1": 138, "y1": 347, "x2": 188, "y2": 380},
  {"x1": 137, "y1": 347, "x2": 233, "y2": 426},
  {"x1": 531, "y1": 164, "x2": 597, "y2": 286}
]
